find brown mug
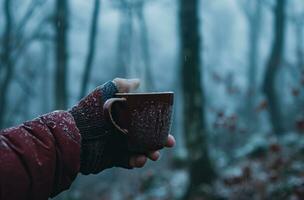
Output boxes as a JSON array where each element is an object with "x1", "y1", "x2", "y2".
[{"x1": 103, "y1": 92, "x2": 174, "y2": 153}]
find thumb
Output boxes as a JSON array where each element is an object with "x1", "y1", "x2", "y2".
[{"x1": 113, "y1": 78, "x2": 140, "y2": 93}]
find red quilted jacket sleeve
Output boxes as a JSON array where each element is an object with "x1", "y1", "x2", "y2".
[{"x1": 0, "y1": 111, "x2": 81, "y2": 200}]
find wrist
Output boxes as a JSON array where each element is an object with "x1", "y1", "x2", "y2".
[{"x1": 69, "y1": 81, "x2": 118, "y2": 174}]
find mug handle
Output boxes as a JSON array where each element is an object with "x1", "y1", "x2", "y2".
[{"x1": 103, "y1": 98, "x2": 128, "y2": 135}]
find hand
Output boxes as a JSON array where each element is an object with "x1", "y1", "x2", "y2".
[
  {"x1": 70, "y1": 78, "x2": 175, "y2": 174},
  {"x1": 110, "y1": 78, "x2": 176, "y2": 168},
  {"x1": 129, "y1": 134, "x2": 175, "y2": 168}
]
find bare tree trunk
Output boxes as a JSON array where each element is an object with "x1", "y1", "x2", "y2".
[
  {"x1": 80, "y1": 0, "x2": 100, "y2": 98},
  {"x1": 296, "y1": 28, "x2": 303, "y2": 72},
  {"x1": 294, "y1": 15, "x2": 304, "y2": 113},
  {"x1": 0, "y1": 0, "x2": 13, "y2": 129},
  {"x1": 136, "y1": 1, "x2": 154, "y2": 90},
  {"x1": 54, "y1": 0, "x2": 69, "y2": 109},
  {"x1": 262, "y1": 0, "x2": 286, "y2": 135},
  {"x1": 179, "y1": 0, "x2": 215, "y2": 198},
  {"x1": 41, "y1": 42, "x2": 51, "y2": 113},
  {"x1": 116, "y1": 1, "x2": 132, "y2": 77},
  {"x1": 246, "y1": 0, "x2": 262, "y2": 127}
]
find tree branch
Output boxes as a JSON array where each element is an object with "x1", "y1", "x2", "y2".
[
  {"x1": 12, "y1": 17, "x2": 53, "y2": 65},
  {"x1": 16, "y1": 0, "x2": 48, "y2": 34},
  {"x1": 80, "y1": 0, "x2": 100, "y2": 98}
]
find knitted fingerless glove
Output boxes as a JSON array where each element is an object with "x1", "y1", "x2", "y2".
[{"x1": 69, "y1": 81, "x2": 131, "y2": 175}]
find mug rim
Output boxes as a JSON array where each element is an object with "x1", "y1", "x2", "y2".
[{"x1": 115, "y1": 91, "x2": 174, "y2": 96}]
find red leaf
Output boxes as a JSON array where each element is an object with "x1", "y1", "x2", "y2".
[
  {"x1": 228, "y1": 114, "x2": 238, "y2": 122},
  {"x1": 269, "y1": 157, "x2": 284, "y2": 171},
  {"x1": 242, "y1": 166, "x2": 251, "y2": 180},
  {"x1": 223, "y1": 176, "x2": 243, "y2": 186},
  {"x1": 268, "y1": 171, "x2": 279, "y2": 182},
  {"x1": 217, "y1": 111, "x2": 225, "y2": 118},
  {"x1": 228, "y1": 124, "x2": 237, "y2": 132},
  {"x1": 269, "y1": 143, "x2": 281, "y2": 153},
  {"x1": 296, "y1": 118, "x2": 304, "y2": 133},
  {"x1": 292, "y1": 88, "x2": 300, "y2": 97},
  {"x1": 256, "y1": 100, "x2": 268, "y2": 112}
]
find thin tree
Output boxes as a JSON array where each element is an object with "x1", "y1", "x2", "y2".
[
  {"x1": 0, "y1": 0, "x2": 13, "y2": 129},
  {"x1": 116, "y1": 0, "x2": 132, "y2": 77},
  {"x1": 54, "y1": 0, "x2": 69, "y2": 109},
  {"x1": 240, "y1": 0, "x2": 262, "y2": 127},
  {"x1": 0, "y1": 0, "x2": 49, "y2": 129},
  {"x1": 80, "y1": 0, "x2": 100, "y2": 98},
  {"x1": 115, "y1": 0, "x2": 154, "y2": 91},
  {"x1": 41, "y1": 42, "x2": 51, "y2": 113},
  {"x1": 179, "y1": 0, "x2": 215, "y2": 198},
  {"x1": 295, "y1": 15, "x2": 304, "y2": 111},
  {"x1": 290, "y1": 10, "x2": 304, "y2": 116},
  {"x1": 135, "y1": 0, "x2": 154, "y2": 90},
  {"x1": 262, "y1": 0, "x2": 286, "y2": 134}
]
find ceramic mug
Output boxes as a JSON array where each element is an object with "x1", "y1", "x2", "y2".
[{"x1": 104, "y1": 92, "x2": 174, "y2": 153}]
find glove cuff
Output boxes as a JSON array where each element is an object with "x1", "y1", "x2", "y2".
[{"x1": 69, "y1": 81, "x2": 118, "y2": 174}]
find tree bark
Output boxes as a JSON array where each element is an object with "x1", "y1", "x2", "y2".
[
  {"x1": 294, "y1": 15, "x2": 304, "y2": 114},
  {"x1": 41, "y1": 42, "x2": 51, "y2": 113},
  {"x1": 136, "y1": 1, "x2": 154, "y2": 90},
  {"x1": 262, "y1": 0, "x2": 286, "y2": 135},
  {"x1": 80, "y1": 0, "x2": 100, "y2": 98},
  {"x1": 246, "y1": 0, "x2": 262, "y2": 127},
  {"x1": 0, "y1": 0, "x2": 13, "y2": 129},
  {"x1": 179, "y1": 0, "x2": 215, "y2": 198},
  {"x1": 54, "y1": 0, "x2": 69, "y2": 109},
  {"x1": 116, "y1": 1, "x2": 132, "y2": 77}
]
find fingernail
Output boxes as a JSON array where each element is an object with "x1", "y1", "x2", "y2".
[{"x1": 126, "y1": 78, "x2": 138, "y2": 83}]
